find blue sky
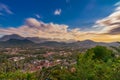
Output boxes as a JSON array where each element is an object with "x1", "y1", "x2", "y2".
[
  {"x1": 0, "y1": 0, "x2": 120, "y2": 42},
  {"x1": 0, "y1": 0, "x2": 119, "y2": 28}
]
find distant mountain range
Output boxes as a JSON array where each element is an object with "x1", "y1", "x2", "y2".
[
  {"x1": 0, "y1": 34, "x2": 24, "y2": 41},
  {"x1": 0, "y1": 34, "x2": 50, "y2": 43},
  {"x1": 0, "y1": 34, "x2": 75, "y2": 43},
  {"x1": 0, "y1": 34, "x2": 119, "y2": 48}
]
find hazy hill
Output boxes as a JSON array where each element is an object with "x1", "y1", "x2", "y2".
[
  {"x1": 0, "y1": 34, "x2": 25, "y2": 41},
  {"x1": 0, "y1": 39, "x2": 34, "y2": 48},
  {"x1": 0, "y1": 34, "x2": 120, "y2": 48}
]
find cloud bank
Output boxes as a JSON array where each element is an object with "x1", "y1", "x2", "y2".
[
  {"x1": 90, "y1": 2, "x2": 120, "y2": 42},
  {"x1": 0, "y1": 18, "x2": 75, "y2": 40},
  {"x1": 0, "y1": 2, "x2": 120, "y2": 42}
]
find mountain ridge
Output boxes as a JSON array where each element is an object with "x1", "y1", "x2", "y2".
[{"x1": 0, "y1": 34, "x2": 120, "y2": 48}]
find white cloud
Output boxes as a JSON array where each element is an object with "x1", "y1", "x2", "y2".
[
  {"x1": 93, "y1": 3, "x2": 120, "y2": 35},
  {"x1": 0, "y1": 2, "x2": 120, "y2": 42},
  {"x1": 115, "y1": 1, "x2": 120, "y2": 6},
  {"x1": 54, "y1": 9, "x2": 62, "y2": 15},
  {"x1": 0, "y1": 3, "x2": 13, "y2": 15},
  {"x1": 0, "y1": 18, "x2": 74, "y2": 40},
  {"x1": 35, "y1": 14, "x2": 41, "y2": 19},
  {"x1": 0, "y1": 17, "x2": 120, "y2": 42}
]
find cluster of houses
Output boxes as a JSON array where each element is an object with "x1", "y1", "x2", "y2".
[{"x1": 1, "y1": 47, "x2": 76, "y2": 72}]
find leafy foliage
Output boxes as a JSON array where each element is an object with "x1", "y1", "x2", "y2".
[{"x1": 0, "y1": 46, "x2": 120, "y2": 80}]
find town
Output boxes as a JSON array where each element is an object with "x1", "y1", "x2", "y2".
[{"x1": 0, "y1": 47, "x2": 79, "y2": 73}]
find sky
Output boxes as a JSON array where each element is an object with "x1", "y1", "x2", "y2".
[{"x1": 0, "y1": 0, "x2": 120, "y2": 42}]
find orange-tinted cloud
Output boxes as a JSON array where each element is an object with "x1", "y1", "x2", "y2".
[{"x1": 0, "y1": 2, "x2": 120, "y2": 42}]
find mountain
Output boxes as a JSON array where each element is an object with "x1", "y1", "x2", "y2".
[
  {"x1": 0, "y1": 34, "x2": 50, "y2": 43},
  {"x1": 0, "y1": 34, "x2": 25, "y2": 41},
  {"x1": 0, "y1": 34, "x2": 76, "y2": 43},
  {"x1": 6, "y1": 39, "x2": 34, "y2": 44},
  {"x1": 38, "y1": 40, "x2": 120, "y2": 49},
  {"x1": 117, "y1": 42, "x2": 120, "y2": 44},
  {"x1": 72, "y1": 40, "x2": 120, "y2": 48},
  {"x1": 68, "y1": 40, "x2": 97, "y2": 48},
  {"x1": 0, "y1": 34, "x2": 120, "y2": 48},
  {"x1": 0, "y1": 39, "x2": 35, "y2": 48},
  {"x1": 26, "y1": 37, "x2": 50, "y2": 43},
  {"x1": 40, "y1": 41, "x2": 67, "y2": 47}
]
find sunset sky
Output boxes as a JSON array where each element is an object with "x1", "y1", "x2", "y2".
[{"x1": 0, "y1": 0, "x2": 120, "y2": 42}]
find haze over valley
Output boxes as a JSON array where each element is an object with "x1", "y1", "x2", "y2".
[{"x1": 0, "y1": 0, "x2": 120, "y2": 80}]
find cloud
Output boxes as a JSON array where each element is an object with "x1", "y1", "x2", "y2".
[
  {"x1": 35, "y1": 14, "x2": 41, "y2": 19},
  {"x1": 0, "y1": 18, "x2": 75, "y2": 40},
  {"x1": 93, "y1": 2, "x2": 120, "y2": 35},
  {"x1": 0, "y1": 2, "x2": 120, "y2": 42},
  {"x1": 0, "y1": 17, "x2": 120, "y2": 42},
  {"x1": 115, "y1": 1, "x2": 120, "y2": 6},
  {"x1": 0, "y1": 3, "x2": 13, "y2": 15},
  {"x1": 77, "y1": 2, "x2": 120, "y2": 42},
  {"x1": 54, "y1": 9, "x2": 62, "y2": 15}
]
